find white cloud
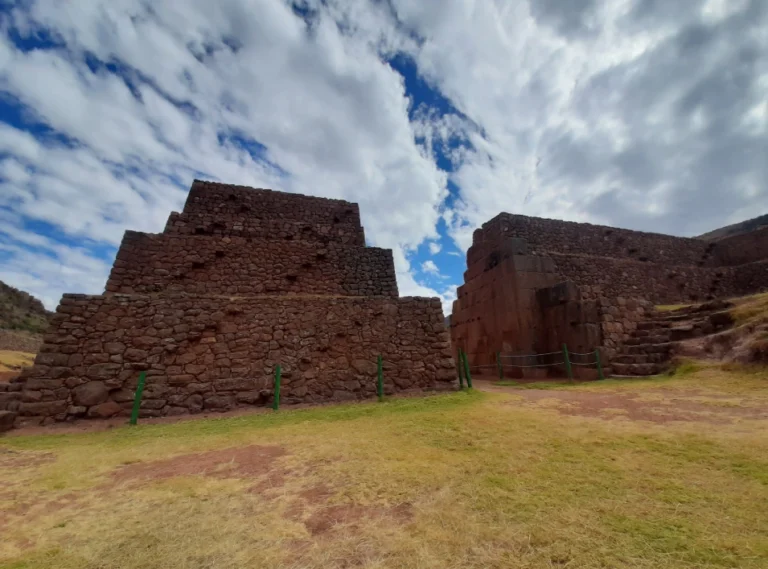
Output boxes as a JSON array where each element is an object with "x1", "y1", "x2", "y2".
[
  {"x1": 0, "y1": 0, "x2": 451, "y2": 308},
  {"x1": 391, "y1": 0, "x2": 767, "y2": 243},
  {"x1": 1, "y1": 0, "x2": 765, "y2": 313},
  {"x1": 421, "y1": 259, "x2": 440, "y2": 274}
]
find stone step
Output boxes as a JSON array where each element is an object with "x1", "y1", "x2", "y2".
[
  {"x1": 656, "y1": 306, "x2": 734, "y2": 324},
  {"x1": 623, "y1": 334, "x2": 670, "y2": 346},
  {"x1": 611, "y1": 362, "x2": 668, "y2": 376},
  {"x1": 656, "y1": 312, "x2": 697, "y2": 322},
  {"x1": 637, "y1": 321, "x2": 670, "y2": 331},
  {"x1": 669, "y1": 324, "x2": 699, "y2": 341},
  {"x1": 613, "y1": 353, "x2": 668, "y2": 365},
  {"x1": 624, "y1": 342, "x2": 673, "y2": 355},
  {"x1": 662, "y1": 312, "x2": 734, "y2": 341},
  {"x1": 633, "y1": 327, "x2": 671, "y2": 338}
]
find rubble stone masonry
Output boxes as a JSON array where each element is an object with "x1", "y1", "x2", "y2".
[
  {"x1": 472, "y1": 213, "x2": 768, "y2": 304},
  {"x1": 451, "y1": 210, "x2": 768, "y2": 375},
  {"x1": 2, "y1": 181, "x2": 455, "y2": 426}
]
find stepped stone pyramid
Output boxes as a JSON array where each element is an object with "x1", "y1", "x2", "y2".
[{"x1": 3, "y1": 181, "x2": 456, "y2": 425}]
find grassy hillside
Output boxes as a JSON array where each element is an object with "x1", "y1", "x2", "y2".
[
  {"x1": 698, "y1": 212, "x2": 768, "y2": 241},
  {"x1": 0, "y1": 280, "x2": 51, "y2": 334}
]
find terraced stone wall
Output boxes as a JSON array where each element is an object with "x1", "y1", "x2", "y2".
[
  {"x1": 106, "y1": 232, "x2": 397, "y2": 297},
  {"x1": 3, "y1": 180, "x2": 455, "y2": 427},
  {"x1": 5, "y1": 294, "x2": 454, "y2": 423},
  {"x1": 471, "y1": 213, "x2": 715, "y2": 267}
]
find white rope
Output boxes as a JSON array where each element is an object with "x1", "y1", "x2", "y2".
[
  {"x1": 500, "y1": 351, "x2": 561, "y2": 359},
  {"x1": 502, "y1": 362, "x2": 565, "y2": 368}
]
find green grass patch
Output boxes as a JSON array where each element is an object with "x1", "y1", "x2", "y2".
[
  {"x1": 667, "y1": 359, "x2": 705, "y2": 377},
  {"x1": 656, "y1": 303, "x2": 692, "y2": 312}
]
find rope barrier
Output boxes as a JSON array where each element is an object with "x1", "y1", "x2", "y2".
[
  {"x1": 499, "y1": 351, "x2": 561, "y2": 358},
  {"x1": 571, "y1": 361, "x2": 598, "y2": 366},
  {"x1": 502, "y1": 362, "x2": 565, "y2": 368},
  {"x1": 568, "y1": 351, "x2": 596, "y2": 356}
]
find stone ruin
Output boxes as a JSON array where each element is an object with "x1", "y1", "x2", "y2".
[
  {"x1": 451, "y1": 213, "x2": 768, "y2": 378},
  {"x1": 1, "y1": 181, "x2": 456, "y2": 427}
]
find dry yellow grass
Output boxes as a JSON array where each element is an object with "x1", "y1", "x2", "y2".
[
  {"x1": 731, "y1": 292, "x2": 768, "y2": 326},
  {"x1": 655, "y1": 303, "x2": 691, "y2": 312},
  {"x1": 0, "y1": 350, "x2": 35, "y2": 373},
  {"x1": 1, "y1": 364, "x2": 767, "y2": 569}
]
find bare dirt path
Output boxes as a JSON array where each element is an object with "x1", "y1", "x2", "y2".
[{"x1": 473, "y1": 378, "x2": 768, "y2": 424}]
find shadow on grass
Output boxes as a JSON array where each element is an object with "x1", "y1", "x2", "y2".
[{"x1": 3, "y1": 389, "x2": 485, "y2": 451}]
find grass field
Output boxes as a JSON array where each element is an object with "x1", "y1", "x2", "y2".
[
  {"x1": 0, "y1": 351, "x2": 35, "y2": 373},
  {"x1": 2, "y1": 364, "x2": 767, "y2": 568}
]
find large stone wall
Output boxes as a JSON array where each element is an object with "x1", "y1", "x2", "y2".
[
  {"x1": 106, "y1": 232, "x2": 397, "y2": 297},
  {"x1": 4, "y1": 180, "x2": 455, "y2": 426},
  {"x1": 472, "y1": 213, "x2": 714, "y2": 267},
  {"x1": 183, "y1": 181, "x2": 362, "y2": 227},
  {"x1": 164, "y1": 212, "x2": 365, "y2": 246},
  {"x1": 549, "y1": 254, "x2": 768, "y2": 304},
  {"x1": 712, "y1": 226, "x2": 768, "y2": 266},
  {"x1": 597, "y1": 296, "x2": 654, "y2": 363},
  {"x1": 466, "y1": 213, "x2": 768, "y2": 304},
  {"x1": 450, "y1": 239, "x2": 566, "y2": 369},
  {"x1": 5, "y1": 294, "x2": 453, "y2": 421},
  {"x1": 451, "y1": 208, "x2": 768, "y2": 378}
]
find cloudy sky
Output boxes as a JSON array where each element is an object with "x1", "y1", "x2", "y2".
[{"x1": 0, "y1": 0, "x2": 766, "y2": 313}]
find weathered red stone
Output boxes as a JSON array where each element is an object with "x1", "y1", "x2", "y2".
[
  {"x1": 73, "y1": 382, "x2": 109, "y2": 407},
  {"x1": 4, "y1": 181, "x2": 456, "y2": 425},
  {"x1": 450, "y1": 212, "x2": 767, "y2": 378},
  {"x1": 87, "y1": 401, "x2": 122, "y2": 418}
]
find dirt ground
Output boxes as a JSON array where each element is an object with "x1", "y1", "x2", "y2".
[{"x1": 474, "y1": 377, "x2": 768, "y2": 424}]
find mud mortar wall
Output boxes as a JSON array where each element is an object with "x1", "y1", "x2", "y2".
[
  {"x1": 548, "y1": 254, "x2": 768, "y2": 304},
  {"x1": 106, "y1": 232, "x2": 398, "y2": 297},
  {"x1": 470, "y1": 213, "x2": 714, "y2": 267},
  {"x1": 165, "y1": 212, "x2": 365, "y2": 246},
  {"x1": 463, "y1": 214, "x2": 768, "y2": 304},
  {"x1": 4, "y1": 294, "x2": 455, "y2": 422},
  {"x1": 597, "y1": 297, "x2": 654, "y2": 363},
  {"x1": 184, "y1": 181, "x2": 363, "y2": 227},
  {"x1": 712, "y1": 226, "x2": 768, "y2": 266}
]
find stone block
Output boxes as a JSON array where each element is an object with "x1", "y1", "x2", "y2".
[
  {"x1": 0, "y1": 411, "x2": 17, "y2": 432},
  {"x1": 88, "y1": 401, "x2": 122, "y2": 418},
  {"x1": 19, "y1": 401, "x2": 68, "y2": 417},
  {"x1": 73, "y1": 382, "x2": 109, "y2": 407}
]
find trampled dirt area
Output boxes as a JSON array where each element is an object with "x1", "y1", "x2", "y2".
[
  {"x1": 475, "y1": 377, "x2": 768, "y2": 424},
  {"x1": 111, "y1": 444, "x2": 287, "y2": 484}
]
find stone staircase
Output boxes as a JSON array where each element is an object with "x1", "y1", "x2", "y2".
[{"x1": 610, "y1": 300, "x2": 734, "y2": 377}]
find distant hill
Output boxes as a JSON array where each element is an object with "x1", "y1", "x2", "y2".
[
  {"x1": 0, "y1": 280, "x2": 51, "y2": 334},
  {"x1": 698, "y1": 213, "x2": 768, "y2": 241}
]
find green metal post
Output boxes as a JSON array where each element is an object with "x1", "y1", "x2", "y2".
[
  {"x1": 377, "y1": 355, "x2": 384, "y2": 401},
  {"x1": 457, "y1": 352, "x2": 465, "y2": 389},
  {"x1": 462, "y1": 349, "x2": 473, "y2": 389},
  {"x1": 496, "y1": 351, "x2": 503, "y2": 380},
  {"x1": 273, "y1": 364, "x2": 281, "y2": 411},
  {"x1": 562, "y1": 344, "x2": 573, "y2": 383},
  {"x1": 129, "y1": 371, "x2": 147, "y2": 426},
  {"x1": 595, "y1": 349, "x2": 605, "y2": 380}
]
